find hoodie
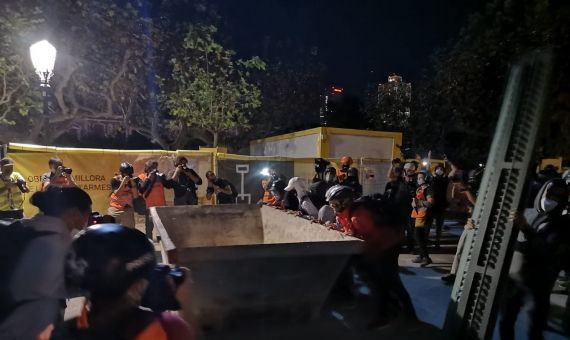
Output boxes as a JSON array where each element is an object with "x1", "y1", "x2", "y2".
[{"x1": 284, "y1": 177, "x2": 319, "y2": 218}]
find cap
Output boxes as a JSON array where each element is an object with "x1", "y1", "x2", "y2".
[{"x1": 0, "y1": 158, "x2": 14, "y2": 166}]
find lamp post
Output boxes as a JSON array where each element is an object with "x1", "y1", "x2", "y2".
[{"x1": 30, "y1": 40, "x2": 56, "y2": 116}]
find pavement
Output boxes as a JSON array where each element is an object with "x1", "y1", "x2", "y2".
[{"x1": 64, "y1": 219, "x2": 569, "y2": 339}]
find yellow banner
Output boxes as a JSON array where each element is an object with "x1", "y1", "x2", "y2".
[{"x1": 9, "y1": 151, "x2": 213, "y2": 217}]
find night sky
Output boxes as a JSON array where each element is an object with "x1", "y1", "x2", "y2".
[{"x1": 212, "y1": 0, "x2": 482, "y2": 94}]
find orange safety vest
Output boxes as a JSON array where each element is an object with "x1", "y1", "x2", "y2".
[
  {"x1": 110, "y1": 185, "x2": 134, "y2": 210},
  {"x1": 42, "y1": 175, "x2": 69, "y2": 191},
  {"x1": 411, "y1": 184, "x2": 434, "y2": 218},
  {"x1": 76, "y1": 303, "x2": 168, "y2": 340},
  {"x1": 138, "y1": 173, "x2": 166, "y2": 208}
]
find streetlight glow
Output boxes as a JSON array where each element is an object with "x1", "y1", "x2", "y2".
[{"x1": 30, "y1": 40, "x2": 57, "y2": 85}]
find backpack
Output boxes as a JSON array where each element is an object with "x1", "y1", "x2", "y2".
[
  {"x1": 350, "y1": 195, "x2": 403, "y2": 230},
  {"x1": 0, "y1": 219, "x2": 56, "y2": 323}
]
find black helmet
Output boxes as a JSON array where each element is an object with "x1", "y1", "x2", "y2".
[
  {"x1": 325, "y1": 185, "x2": 354, "y2": 202},
  {"x1": 270, "y1": 179, "x2": 286, "y2": 193},
  {"x1": 325, "y1": 166, "x2": 337, "y2": 175},
  {"x1": 347, "y1": 167, "x2": 359, "y2": 177},
  {"x1": 119, "y1": 162, "x2": 134, "y2": 177},
  {"x1": 67, "y1": 224, "x2": 156, "y2": 299}
]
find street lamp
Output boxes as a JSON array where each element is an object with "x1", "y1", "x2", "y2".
[{"x1": 30, "y1": 40, "x2": 56, "y2": 116}]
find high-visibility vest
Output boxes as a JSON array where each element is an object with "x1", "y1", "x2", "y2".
[
  {"x1": 110, "y1": 185, "x2": 134, "y2": 209},
  {"x1": 138, "y1": 173, "x2": 166, "y2": 208},
  {"x1": 0, "y1": 172, "x2": 25, "y2": 211}
]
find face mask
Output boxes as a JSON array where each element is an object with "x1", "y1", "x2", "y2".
[
  {"x1": 435, "y1": 169, "x2": 444, "y2": 176},
  {"x1": 540, "y1": 197, "x2": 558, "y2": 212},
  {"x1": 417, "y1": 178, "x2": 425, "y2": 185}
]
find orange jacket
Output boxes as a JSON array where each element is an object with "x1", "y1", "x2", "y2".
[
  {"x1": 110, "y1": 186, "x2": 134, "y2": 210},
  {"x1": 336, "y1": 206, "x2": 403, "y2": 254},
  {"x1": 138, "y1": 173, "x2": 167, "y2": 208},
  {"x1": 411, "y1": 184, "x2": 434, "y2": 218}
]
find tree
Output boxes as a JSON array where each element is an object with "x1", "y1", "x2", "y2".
[
  {"x1": 0, "y1": 1, "x2": 42, "y2": 140},
  {"x1": 162, "y1": 24, "x2": 265, "y2": 147},
  {"x1": 409, "y1": 0, "x2": 570, "y2": 165}
]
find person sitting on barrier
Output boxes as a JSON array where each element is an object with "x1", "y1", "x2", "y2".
[
  {"x1": 41, "y1": 157, "x2": 77, "y2": 191},
  {"x1": 0, "y1": 187, "x2": 92, "y2": 340},
  {"x1": 0, "y1": 158, "x2": 29, "y2": 219},
  {"x1": 138, "y1": 160, "x2": 175, "y2": 240},
  {"x1": 51, "y1": 224, "x2": 193, "y2": 340},
  {"x1": 108, "y1": 162, "x2": 140, "y2": 229},
  {"x1": 284, "y1": 177, "x2": 318, "y2": 218},
  {"x1": 499, "y1": 179, "x2": 570, "y2": 340},
  {"x1": 325, "y1": 185, "x2": 417, "y2": 328},
  {"x1": 206, "y1": 171, "x2": 237, "y2": 204},
  {"x1": 269, "y1": 179, "x2": 299, "y2": 210},
  {"x1": 168, "y1": 156, "x2": 202, "y2": 206},
  {"x1": 310, "y1": 166, "x2": 337, "y2": 210}
]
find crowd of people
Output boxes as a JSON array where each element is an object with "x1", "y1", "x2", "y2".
[{"x1": 0, "y1": 152, "x2": 569, "y2": 339}]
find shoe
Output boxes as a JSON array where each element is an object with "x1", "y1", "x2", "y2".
[
  {"x1": 411, "y1": 256, "x2": 424, "y2": 263},
  {"x1": 421, "y1": 257, "x2": 433, "y2": 267},
  {"x1": 441, "y1": 273, "x2": 456, "y2": 283},
  {"x1": 367, "y1": 316, "x2": 392, "y2": 330}
]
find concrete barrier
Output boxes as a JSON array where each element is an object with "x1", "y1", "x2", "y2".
[{"x1": 151, "y1": 204, "x2": 362, "y2": 328}]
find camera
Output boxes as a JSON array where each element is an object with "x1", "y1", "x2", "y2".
[
  {"x1": 62, "y1": 167, "x2": 73, "y2": 175},
  {"x1": 206, "y1": 187, "x2": 215, "y2": 194},
  {"x1": 314, "y1": 158, "x2": 330, "y2": 174},
  {"x1": 141, "y1": 264, "x2": 186, "y2": 312},
  {"x1": 180, "y1": 164, "x2": 190, "y2": 171},
  {"x1": 88, "y1": 212, "x2": 116, "y2": 226}
]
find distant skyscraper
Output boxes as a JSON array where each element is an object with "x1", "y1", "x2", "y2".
[
  {"x1": 370, "y1": 74, "x2": 411, "y2": 130},
  {"x1": 320, "y1": 85, "x2": 344, "y2": 126},
  {"x1": 377, "y1": 74, "x2": 411, "y2": 117}
]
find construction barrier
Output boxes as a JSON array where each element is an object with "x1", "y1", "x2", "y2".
[{"x1": 6, "y1": 143, "x2": 393, "y2": 218}]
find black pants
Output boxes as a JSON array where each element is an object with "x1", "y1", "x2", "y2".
[
  {"x1": 415, "y1": 227, "x2": 430, "y2": 259},
  {"x1": 499, "y1": 278, "x2": 554, "y2": 340},
  {"x1": 405, "y1": 216, "x2": 416, "y2": 251},
  {"x1": 145, "y1": 211, "x2": 154, "y2": 239},
  {"x1": 426, "y1": 209, "x2": 445, "y2": 245},
  {"x1": 358, "y1": 246, "x2": 417, "y2": 320},
  {"x1": 0, "y1": 210, "x2": 24, "y2": 219}
]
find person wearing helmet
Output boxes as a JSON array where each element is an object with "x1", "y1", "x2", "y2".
[
  {"x1": 500, "y1": 179, "x2": 570, "y2": 340},
  {"x1": 325, "y1": 185, "x2": 416, "y2": 328},
  {"x1": 336, "y1": 156, "x2": 354, "y2": 184},
  {"x1": 51, "y1": 224, "x2": 193, "y2": 339},
  {"x1": 309, "y1": 166, "x2": 337, "y2": 209},
  {"x1": 108, "y1": 162, "x2": 140, "y2": 229},
  {"x1": 0, "y1": 187, "x2": 92, "y2": 340},
  {"x1": 284, "y1": 177, "x2": 318, "y2": 218}
]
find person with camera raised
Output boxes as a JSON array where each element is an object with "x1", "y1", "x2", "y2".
[
  {"x1": 139, "y1": 160, "x2": 174, "y2": 240},
  {"x1": 0, "y1": 158, "x2": 29, "y2": 219},
  {"x1": 108, "y1": 162, "x2": 140, "y2": 229},
  {"x1": 168, "y1": 156, "x2": 202, "y2": 206},
  {"x1": 49, "y1": 224, "x2": 194, "y2": 340},
  {"x1": 41, "y1": 157, "x2": 77, "y2": 191}
]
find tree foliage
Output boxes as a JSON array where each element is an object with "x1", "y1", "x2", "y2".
[
  {"x1": 0, "y1": 2, "x2": 41, "y2": 130},
  {"x1": 409, "y1": 0, "x2": 570, "y2": 165},
  {"x1": 162, "y1": 24, "x2": 265, "y2": 147}
]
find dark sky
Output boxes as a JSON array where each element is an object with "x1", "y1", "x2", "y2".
[{"x1": 211, "y1": 0, "x2": 481, "y2": 94}]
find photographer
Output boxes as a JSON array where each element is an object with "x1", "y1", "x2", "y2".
[
  {"x1": 205, "y1": 171, "x2": 236, "y2": 204},
  {"x1": 0, "y1": 158, "x2": 29, "y2": 219},
  {"x1": 139, "y1": 160, "x2": 174, "y2": 240},
  {"x1": 0, "y1": 187, "x2": 92, "y2": 340},
  {"x1": 41, "y1": 157, "x2": 77, "y2": 191},
  {"x1": 168, "y1": 156, "x2": 202, "y2": 206},
  {"x1": 51, "y1": 224, "x2": 193, "y2": 339},
  {"x1": 108, "y1": 162, "x2": 140, "y2": 229}
]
